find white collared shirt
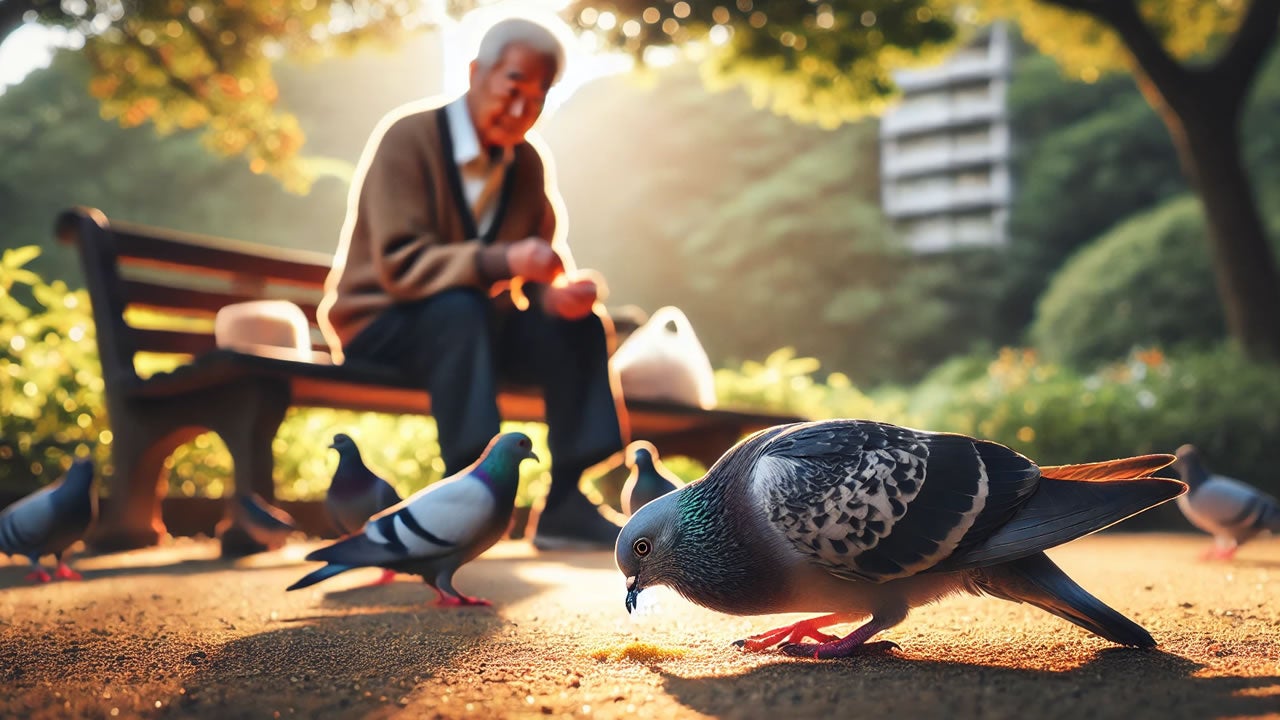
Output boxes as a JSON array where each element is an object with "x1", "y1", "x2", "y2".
[{"x1": 444, "y1": 98, "x2": 512, "y2": 236}]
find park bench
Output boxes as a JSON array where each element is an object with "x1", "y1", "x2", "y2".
[{"x1": 56, "y1": 206, "x2": 803, "y2": 552}]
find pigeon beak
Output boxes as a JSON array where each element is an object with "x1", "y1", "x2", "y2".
[
  {"x1": 527, "y1": 449, "x2": 541, "y2": 462},
  {"x1": 625, "y1": 575, "x2": 639, "y2": 614}
]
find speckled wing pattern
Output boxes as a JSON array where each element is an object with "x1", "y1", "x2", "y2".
[{"x1": 754, "y1": 420, "x2": 1041, "y2": 582}]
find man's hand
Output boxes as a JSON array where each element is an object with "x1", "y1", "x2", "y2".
[
  {"x1": 506, "y1": 237, "x2": 564, "y2": 284},
  {"x1": 542, "y1": 276, "x2": 600, "y2": 320}
]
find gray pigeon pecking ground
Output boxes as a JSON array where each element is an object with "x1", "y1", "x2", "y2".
[
  {"x1": 218, "y1": 492, "x2": 298, "y2": 555},
  {"x1": 616, "y1": 419, "x2": 1185, "y2": 659},
  {"x1": 0, "y1": 458, "x2": 97, "y2": 583},
  {"x1": 287, "y1": 432, "x2": 539, "y2": 606},
  {"x1": 621, "y1": 441, "x2": 682, "y2": 517},
  {"x1": 1171, "y1": 444, "x2": 1280, "y2": 560},
  {"x1": 326, "y1": 433, "x2": 404, "y2": 585}
]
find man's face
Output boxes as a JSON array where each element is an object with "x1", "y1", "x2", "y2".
[{"x1": 467, "y1": 43, "x2": 555, "y2": 148}]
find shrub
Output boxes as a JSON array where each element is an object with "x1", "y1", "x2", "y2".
[{"x1": 1031, "y1": 195, "x2": 1280, "y2": 369}]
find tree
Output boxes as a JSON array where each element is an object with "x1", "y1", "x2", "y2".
[
  {"x1": 0, "y1": 0, "x2": 428, "y2": 192},
  {"x1": 569, "y1": 0, "x2": 1280, "y2": 362}
]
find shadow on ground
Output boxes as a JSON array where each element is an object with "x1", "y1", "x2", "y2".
[
  {"x1": 156, "y1": 556, "x2": 553, "y2": 718},
  {"x1": 662, "y1": 648, "x2": 1280, "y2": 720}
]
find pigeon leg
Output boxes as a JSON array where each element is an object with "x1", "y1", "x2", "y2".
[
  {"x1": 781, "y1": 609, "x2": 905, "y2": 660},
  {"x1": 364, "y1": 569, "x2": 397, "y2": 587},
  {"x1": 53, "y1": 562, "x2": 82, "y2": 581},
  {"x1": 24, "y1": 560, "x2": 52, "y2": 584},
  {"x1": 430, "y1": 572, "x2": 492, "y2": 608},
  {"x1": 734, "y1": 613, "x2": 856, "y2": 653}
]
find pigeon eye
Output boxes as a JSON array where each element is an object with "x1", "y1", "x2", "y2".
[{"x1": 633, "y1": 538, "x2": 651, "y2": 558}]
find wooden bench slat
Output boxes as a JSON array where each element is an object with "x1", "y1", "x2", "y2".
[
  {"x1": 108, "y1": 221, "x2": 332, "y2": 287},
  {"x1": 122, "y1": 278, "x2": 322, "y2": 320}
]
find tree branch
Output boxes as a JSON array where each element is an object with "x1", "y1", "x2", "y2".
[
  {"x1": 1038, "y1": 0, "x2": 1194, "y2": 111},
  {"x1": 1213, "y1": 0, "x2": 1280, "y2": 101},
  {"x1": 120, "y1": 24, "x2": 206, "y2": 102},
  {"x1": 183, "y1": 17, "x2": 227, "y2": 74}
]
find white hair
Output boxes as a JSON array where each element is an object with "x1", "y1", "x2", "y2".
[{"x1": 474, "y1": 17, "x2": 566, "y2": 86}]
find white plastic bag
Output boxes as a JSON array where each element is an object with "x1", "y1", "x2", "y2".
[{"x1": 611, "y1": 306, "x2": 717, "y2": 409}]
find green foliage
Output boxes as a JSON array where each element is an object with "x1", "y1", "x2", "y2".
[
  {"x1": 714, "y1": 344, "x2": 1280, "y2": 501},
  {"x1": 1032, "y1": 194, "x2": 1280, "y2": 368},
  {"x1": 6, "y1": 0, "x2": 426, "y2": 192},
  {"x1": 0, "y1": 51, "x2": 350, "y2": 283},
  {"x1": 568, "y1": 0, "x2": 959, "y2": 127},
  {"x1": 0, "y1": 247, "x2": 106, "y2": 490},
  {"x1": 1001, "y1": 46, "x2": 1280, "y2": 341},
  {"x1": 1000, "y1": 51, "x2": 1185, "y2": 335},
  {"x1": 546, "y1": 63, "x2": 998, "y2": 385}
]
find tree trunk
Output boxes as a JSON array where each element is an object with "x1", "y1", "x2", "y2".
[{"x1": 1161, "y1": 95, "x2": 1280, "y2": 362}]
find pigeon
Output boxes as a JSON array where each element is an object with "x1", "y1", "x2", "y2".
[
  {"x1": 0, "y1": 458, "x2": 97, "y2": 583},
  {"x1": 621, "y1": 441, "x2": 682, "y2": 517},
  {"x1": 218, "y1": 492, "x2": 298, "y2": 552},
  {"x1": 326, "y1": 433, "x2": 404, "y2": 584},
  {"x1": 616, "y1": 419, "x2": 1185, "y2": 659},
  {"x1": 287, "y1": 432, "x2": 539, "y2": 606},
  {"x1": 1171, "y1": 444, "x2": 1280, "y2": 560}
]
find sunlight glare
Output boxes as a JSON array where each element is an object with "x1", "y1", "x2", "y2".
[
  {"x1": 0, "y1": 23, "x2": 82, "y2": 95},
  {"x1": 438, "y1": 1, "x2": 633, "y2": 118}
]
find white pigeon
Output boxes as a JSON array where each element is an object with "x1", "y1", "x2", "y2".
[
  {"x1": 1171, "y1": 444, "x2": 1280, "y2": 560},
  {"x1": 287, "y1": 432, "x2": 538, "y2": 606},
  {"x1": 616, "y1": 419, "x2": 1185, "y2": 658}
]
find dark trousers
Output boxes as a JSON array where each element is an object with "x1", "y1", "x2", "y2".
[{"x1": 343, "y1": 288, "x2": 626, "y2": 507}]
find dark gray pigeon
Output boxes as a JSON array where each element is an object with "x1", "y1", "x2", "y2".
[
  {"x1": 1171, "y1": 444, "x2": 1280, "y2": 560},
  {"x1": 326, "y1": 433, "x2": 404, "y2": 584},
  {"x1": 621, "y1": 441, "x2": 682, "y2": 517},
  {"x1": 287, "y1": 432, "x2": 538, "y2": 606},
  {"x1": 616, "y1": 419, "x2": 1184, "y2": 658},
  {"x1": 0, "y1": 458, "x2": 96, "y2": 583},
  {"x1": 218, "y1": 492, "x2": 297, "y2": 552}
]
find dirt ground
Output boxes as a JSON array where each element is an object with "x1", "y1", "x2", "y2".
[{"x1": 1, "y1": 532, "x2": 1278, "y2": 720}]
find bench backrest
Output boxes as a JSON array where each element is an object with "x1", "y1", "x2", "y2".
[{"x1": 56, "y1": 207, "x2": 334, "y2": 386}]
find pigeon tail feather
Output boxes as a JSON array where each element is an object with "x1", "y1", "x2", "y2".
[
  {"x1": 305, "y1": 531, "x2": 402, "y2": 567},
  {"x1": 1039, "y1": 454, "x2": 1174, "y2": 482},
  {"x1": 976, "y1": 552, "x2": 1154, "y2": 647},
  {"x1": 940, "y1": 475, "x2": 1186, "y2": 570},
  {"x1": 286, "y1": 563, "x2": 355, "y2": 591}
]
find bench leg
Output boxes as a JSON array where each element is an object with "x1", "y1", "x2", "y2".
[
  {"x1": 89, "y1": 415, "x2": 204, "y2": 552},
  {"x1": 210, "y1": 380, "x2": 291, "y2": 558}
]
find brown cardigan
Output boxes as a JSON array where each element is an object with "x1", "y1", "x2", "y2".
[{"x1": 318, "y1": 98, "x2": 565, "y2": 362}]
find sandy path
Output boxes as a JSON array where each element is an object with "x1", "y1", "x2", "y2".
[{"x1": 1, "y1": 533, "x2": 1278, "y2": 719}]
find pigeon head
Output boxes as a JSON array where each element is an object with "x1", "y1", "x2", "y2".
[
  {"x1": 1172, "y1": 444, "x2": 1211, "y2": 488},
  {"x1": 625, "y1": 441, "x2": 657, "y2": 471},
  {"x1": 616, "y1": 488, "x2": 685, "y2": 614},
  {"x1": 476, "y1": 432, "x2": 540, "y2": 478},
  {"x1": 330, "y1": 433, "x2": 358, "y2": 453}
]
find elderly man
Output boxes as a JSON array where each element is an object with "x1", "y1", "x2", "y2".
[{"x1": 319, "y1": 18, "x2": 628, "y2": 550}]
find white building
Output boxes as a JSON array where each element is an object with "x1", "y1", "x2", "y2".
[{"x1": 879, "y1": 24, "x2": 1014, "y2": 253}]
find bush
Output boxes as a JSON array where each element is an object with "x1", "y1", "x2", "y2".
[
  {"x1": 1030, "y1": 195, "x2": 1280, "y2": 368},
  {"x1": 714, "y1": 345, "x2": 1280, "y2": 504},
  {"x1": 0, "y1": 247, "x2": 106, "y2": 490}
]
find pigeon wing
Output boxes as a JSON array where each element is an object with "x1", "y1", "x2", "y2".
[
  {"x1": 753, "y1": 420, "x2": 1040, "y2": 582},
  {"x1": 0, "y1": 489, "x2": 56, "y2": 556},
  {"x1": 314, "y1": 476, "x2": 496, "y2": 566}
]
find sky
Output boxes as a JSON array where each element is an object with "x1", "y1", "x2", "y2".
[{"x1": 0, "y1": 23, "x2": 72, "y2": 95}]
